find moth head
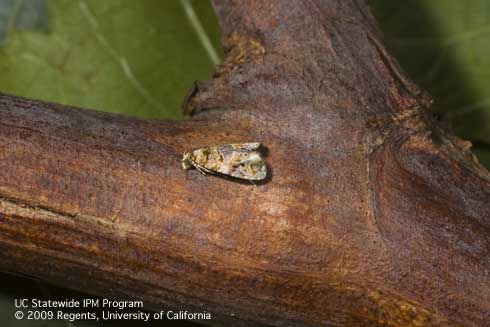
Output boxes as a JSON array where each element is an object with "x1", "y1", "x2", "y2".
[{"x1": 182, "y1": 152, "x2": 193, "y2": 170}]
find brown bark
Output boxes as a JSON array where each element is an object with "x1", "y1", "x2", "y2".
[{"x1": 0, "y1": 0, "x2": 489, "y2": 326}]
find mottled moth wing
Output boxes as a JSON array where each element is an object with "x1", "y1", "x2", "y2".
[
  {"x1": 219, "y1": 142, "x2": 261, "y2": 152},
  {"x1": 184, "y1": 143, "x2": 267, "y2": 180},
  {"x1": 213, "y1": 144, "x2": 267, "y2": 180}
]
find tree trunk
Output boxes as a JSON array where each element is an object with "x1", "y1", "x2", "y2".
[{"x1": 0, "y1": 0, "x2": 489, "y2": 326}]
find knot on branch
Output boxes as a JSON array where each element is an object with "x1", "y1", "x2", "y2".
[{"x1": 182, "y1": 32, "x2": 266, "y2": 117}]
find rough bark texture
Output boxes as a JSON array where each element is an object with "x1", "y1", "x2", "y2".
[{"x1": 0, "y1": 0, "x2": 489, "y2": 326}]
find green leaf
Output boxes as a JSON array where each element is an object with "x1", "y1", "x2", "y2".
[
  {"x1": 0, "y1": 0, "x2": 222, "y2": 119},
  {"x1": 371, "y1": 0, "x2": 490, "y2": 168},
  {"x1": 0, "y1": 0, "x2": 50, "y2": 45}
]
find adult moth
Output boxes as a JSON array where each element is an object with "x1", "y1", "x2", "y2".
[{"x1": 182, "y1": 142, "x2": 267, "y2": 180}]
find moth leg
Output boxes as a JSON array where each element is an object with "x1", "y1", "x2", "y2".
[
  {"x1": 195, "y1": 164, "x2": 215, "y2": 176},
  {"x1": 248, "y1": 180, "x2": 257, "y2": 187},
  {"x1": 195, "y1": 165, "x2": 208, "y2": 175}
]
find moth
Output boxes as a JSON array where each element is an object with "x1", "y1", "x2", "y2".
[{"x1": 182, "y1": 142, "x2": 267, "y2": 180}]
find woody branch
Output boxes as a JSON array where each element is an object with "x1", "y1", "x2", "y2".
[{"x1": 0, "y1": 1, "x2": 489, "y2": 327}]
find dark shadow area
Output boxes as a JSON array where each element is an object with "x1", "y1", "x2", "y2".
[
  {"x1": 0, "y1": 272, "x2": 205, "y2": 327},
  {"x1": 370, "y1": 0, "x2": 490, "y2": 168}
]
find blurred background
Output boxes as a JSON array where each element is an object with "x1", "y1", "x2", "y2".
[{"x1": 0, "y1": 0, "x2": 488, "y2": 326}]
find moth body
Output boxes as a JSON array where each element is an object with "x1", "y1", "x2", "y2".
[{"x1": 182, "y1": 143, "x2": 267, "y2": 181}]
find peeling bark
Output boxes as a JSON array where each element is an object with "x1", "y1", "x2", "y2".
[{"x1": 0, "y1": 1, "x2": 489, "y2": 326}]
